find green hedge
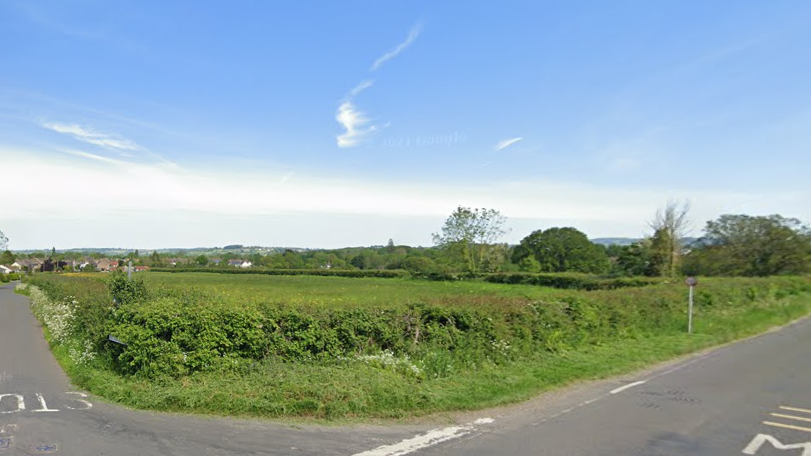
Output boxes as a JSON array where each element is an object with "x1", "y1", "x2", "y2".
[
  {"x1": 25, "y1": 274, "x2": 811, "y2": 380},
  {"x1": 149, "y1": 267, "x2": 408, "y2": 279},
  {"x1": 0, "y1": 273, "x2": 21, "y2": 283},
  {"x1": 484, "y1": 272, "x2": 661, "y2": 290}
]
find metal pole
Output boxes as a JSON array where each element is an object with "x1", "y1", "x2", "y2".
[
  {"x1": 688, "y1": 285, "x2": 694, "y2": 334},
  {"x1": 128, "y1": 260, "x2": 133, "y2": 280}
]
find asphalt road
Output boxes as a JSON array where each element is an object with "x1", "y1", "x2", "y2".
[
  {"x1": 3, "y1": 281, "x2": 811, "y2": 456},
  {"x1": 415, "y1": 306, "x2": 811, "y2": 456},
  {"x1": 0, "y1": 283, "x2": 432, "y2": 456}
]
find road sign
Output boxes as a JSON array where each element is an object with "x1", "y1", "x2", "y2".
[{"x1": 685, "y1": 277, "x2": 698, "y2": 286}]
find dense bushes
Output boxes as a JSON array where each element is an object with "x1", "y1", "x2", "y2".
[
  {"x1": 24, "y1": 274, "x2": 811, "y2": 383},
  {"x1": 484, "y1": 272, "x2": 661, "y2": 290},
  {"x1": 0, "y1": 273, "x2": 20, "y2": 282},
  {"x1": 149, "y1": 267, "x2": 408, "y2": 278}
]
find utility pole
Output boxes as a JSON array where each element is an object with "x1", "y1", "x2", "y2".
[{"x1": 685, "y1": 277, "x2": 698, "y2": 334}]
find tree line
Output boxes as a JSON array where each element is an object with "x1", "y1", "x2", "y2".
[
  {"x1": 2, "y1": 202, "x2": 810, "y2": 278},
  {"x1": 431, "y1": 202, "x2": 811, "y2": 278}
]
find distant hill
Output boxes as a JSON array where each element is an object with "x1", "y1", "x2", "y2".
[
  {"x1": 591, "y1": 237, "x2": 700, "y2": 247},
  {"x1": 590, "y1": 238, "x2": 640, "y2": 246}
]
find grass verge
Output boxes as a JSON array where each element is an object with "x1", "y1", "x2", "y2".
[{"x1": 20, "y1": 278, "x2": 811, "y2": 423}]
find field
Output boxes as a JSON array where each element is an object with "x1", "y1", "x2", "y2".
[
  {"x1": 140, "y1": 272, "x2": 561, "y2": 307},
  {"x1": 20, "y1": 272, "x2": 811, "y2": 422}
]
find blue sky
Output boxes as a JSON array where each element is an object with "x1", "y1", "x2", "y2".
[{"x1": 2, "y1": 0, "x2": 810, "y2": 249}]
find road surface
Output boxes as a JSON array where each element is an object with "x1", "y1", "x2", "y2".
[{"x1": 2, "y1": 282, "x2": 811, "y2": 456}]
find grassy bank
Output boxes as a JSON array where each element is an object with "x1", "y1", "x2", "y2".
[{"x1": 20, "y1": 273, "x2": 811, "y2": 421}]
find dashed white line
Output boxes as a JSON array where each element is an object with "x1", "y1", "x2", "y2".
[
  {"x1": 610, "y1": 380, "x2": 648, "y2": 395},
  {"x1": 350, "y1": 418, "x2": 495, "y2": 456}
]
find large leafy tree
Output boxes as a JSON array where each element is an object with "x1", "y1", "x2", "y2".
[
  {"x1": 432, "y1": 206, "x2": 507, "y2": 275},
  {"x1": 684, "y1": 214, "x2": 811, "y2": 276},
  {"x1": 0, "y1": 230, "x2": 8, "y2": 251},
  {"x1": 512, "y1": 227, "x2": 609, "y2": 273}
]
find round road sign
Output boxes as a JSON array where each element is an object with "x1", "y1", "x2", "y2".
[{"x1": 685, "y1": 277, "x2": 698, "y2": 286}]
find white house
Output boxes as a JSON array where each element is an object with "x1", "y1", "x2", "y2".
[{"x1": 0, "y1": 265, "x2": 12, "y2": 274}]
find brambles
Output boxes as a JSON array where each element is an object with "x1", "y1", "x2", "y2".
[{"x1": 22, "y1": 272, "x2": 811, "y2": 418}]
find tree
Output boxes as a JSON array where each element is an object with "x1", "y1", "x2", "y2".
[
  {"x1": 195, "y1": 255, "x2": 209, "y2": 267},
  {"x1": 609, "y1": 241, "x2": 656, "y2": 276},
  {"x1": 432, "y1": 206, "x2": 507, "y2": 275},
  {"x1": 649, "y1": 200, "x2": 691, "y2": 277},
  {"x1": 512, "y1": 227, "x2": 609, "y2": 273},
  {"x1": 149, "y1": 251, "x2": 164, "y2": 267},
  {"x1": 684, "y1": 214, "x2": 811, "y2": 276},
  {"x1": 0, "y1": 230, "x2": 8, "y2": 251},
  {"x1": 0, "y1": 250, "x2": 15, "y2": 265}
]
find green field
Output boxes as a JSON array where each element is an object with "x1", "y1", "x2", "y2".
[
  {"x1": 22, "y1": 272, "x2": 811, "y2": 422},
  {"x1": 140, "y1": 272, "x2": 560, "y2": 308}
]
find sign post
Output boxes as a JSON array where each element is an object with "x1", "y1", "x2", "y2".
[{"x1": 685, "y1": 277, "x2": 698, "y2": 334}]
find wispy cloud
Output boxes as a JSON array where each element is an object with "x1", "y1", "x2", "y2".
[
  {"x1": 372, "y1": 24, "x2": 422, "y2": 71},
  {"x1": 42, "y1": 122, "x2": 141, "y2": 152},
  {"x1": 6, "y1": 145, "x2": 809, "y2": 249},
  {"x1": 336, "y1": 22, "x2": 421, "y2": 148},
  {"x1": 61, "y1": 149, "x2": 123, "y2": 164},
  {"x1": 495, "y1": 137, "x2": 523, "y2": 151},
  {"x1": 348, "y1": 80, "x2": 375, "y2": 98},
  {"x1": 336, "y1": 102, "x2": 377, "y2": 148}
]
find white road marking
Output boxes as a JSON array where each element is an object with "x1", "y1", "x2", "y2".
[
  {"x1": 743, "y1": 433, "x2": 811, "y2": 455},
  {"x1": 0, "y1": 424, "x2": 17, "y2": 434},
  {"x1": 781, "y1": 406, "x2": 811, "y2": 415},
  {"x1": 32, "y1": 394, "x2": 59, "y2": 412},
  {"x1": 350, "y1": 418, "x2": 494, "y2": 456},
  {"x1": 763, "y1": 421, "x2": 811, "y2": 434},
  {"x1": 63, "y1": 392, "x2": 93, "y2": 410},
  {"x1": 610, "y1": 381, "x2": 647, "y2": 395},
  {"x1": 0, "y1": 394, "x2": 25, "y2": 414},
  {"x1": 771, "y1": 413, "x2": 811, "y2": 424}
]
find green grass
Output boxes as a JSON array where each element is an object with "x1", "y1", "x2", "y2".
[
  {"x1": 139, "y1": 271, "x2": 561, "y2": 308},
  {"x1": 51, "y1": 292, "x2": 811, "y2": 422},
  {"x1": 30, "y1": 273, "x2": 811, "y2": 423}
]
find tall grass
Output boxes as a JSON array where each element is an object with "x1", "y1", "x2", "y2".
[{"x1": 23, "y1": 273, "x2": 811, "y2": 421}]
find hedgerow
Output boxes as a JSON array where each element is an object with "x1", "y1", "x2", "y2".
[
  {"x1": 483, "y1": 272, "x2": 661, "y2": 290},
  {"x1": 24, "y1": 274, "x2": 811, "y2": 383}
]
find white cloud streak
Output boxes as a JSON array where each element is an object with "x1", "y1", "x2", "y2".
[
  {"x1": 42, "y1": 122, "x2": 141, "y2": 152},
  {"x1": 495, "y1": 137, "x2": 523, "y2": 151},
  {"x1": 348, "y1": 80, "x2": 375, "y2": 98},
  {"x1": 336, "y1": 102, "x2": 377, "y2": 148},
  {"x1": 335, "y1": 22, "x2": 421, "y2": 148},
  {"x1": 372, "y1": 24, "x2": 422, "y2": 71}
]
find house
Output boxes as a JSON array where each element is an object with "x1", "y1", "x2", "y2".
[
  {"x1": 167, "y1": 258, "x2": 188, "y2": 267},
  {"x1": 0, "y1": 265, "x2": 12, "y2": 274},
  {"x1": 96, "y1": 259, "x2": 115, "y2": 272},
  {"x1": 228, "y1": 259, "x2": 252, "y2": 268},
  {"x1": 134, "y1": 266, "x2": 150, "y2": 272},
  {"x1": 12, "y1": 259, "x2": 43, "y2": 271}
]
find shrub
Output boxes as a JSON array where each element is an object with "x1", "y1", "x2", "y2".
[
  {"x1": 22, "y1": 273, "x2": 811, "y2": 381},
  {"x1": 483, "y1": 272, "x2": 660, "y2": 290}
]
